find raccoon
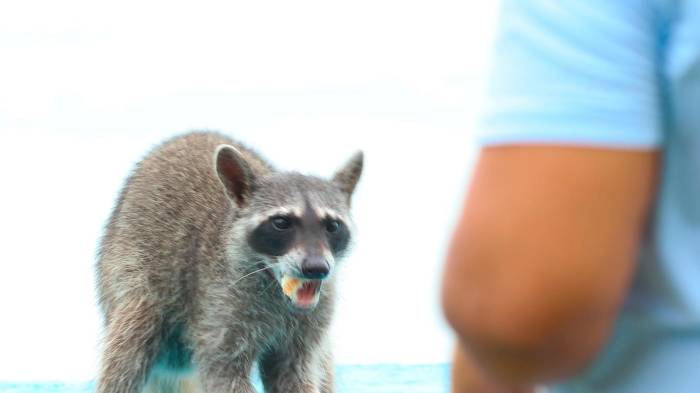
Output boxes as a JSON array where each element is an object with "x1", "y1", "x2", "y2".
[{"x1": 95, "y1": 132, "x2": 363, "y2": 393}]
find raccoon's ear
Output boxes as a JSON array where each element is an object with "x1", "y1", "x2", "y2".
[
  {"x1": 332, "y1": 151, "x2": 363, "y2": 201},
  {"x1": 215, "y1": 144, "x2": 256, "y2": 207}
]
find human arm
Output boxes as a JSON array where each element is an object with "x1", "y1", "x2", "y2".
[{"x1": 441, "y1": 146, "x2": 659, "y2": 387}]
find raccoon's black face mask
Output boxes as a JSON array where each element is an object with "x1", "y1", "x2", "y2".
[{"x1": 248, "y1": 205, "x2": 350, "y2": 259}]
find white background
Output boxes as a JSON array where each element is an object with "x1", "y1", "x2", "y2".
[{"x1": 0, "y1": 0, "x2": 499, "y2": 381}]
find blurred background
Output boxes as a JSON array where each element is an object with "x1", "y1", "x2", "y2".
[{"x1": 0, "y1": 0, "x2": 498, "y2": 382}]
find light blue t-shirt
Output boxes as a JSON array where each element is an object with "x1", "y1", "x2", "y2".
[{"x1": 479, "y1": 1, "x2": 700, "y2": 392}]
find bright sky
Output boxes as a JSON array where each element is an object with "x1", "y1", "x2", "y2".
[{"x1": 0, "y1": 0, "x2": 499, "y2": 381}]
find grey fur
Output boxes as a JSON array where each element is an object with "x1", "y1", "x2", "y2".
[{"x1": 95, "y1": 131, "x2": 362, "y2": 393}]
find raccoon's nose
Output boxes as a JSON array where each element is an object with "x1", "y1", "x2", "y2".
[{"x1": 301, "y1": 256, "x2": 330, "y2": 279}]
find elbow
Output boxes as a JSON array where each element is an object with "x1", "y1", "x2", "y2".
[{"x1": 441, "y1": 250, "x2": 617, "y2": 384}]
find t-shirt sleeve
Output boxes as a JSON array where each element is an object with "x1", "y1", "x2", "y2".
[{"x1": 478, "y1": 0, "x2": 664, "y2": 149}]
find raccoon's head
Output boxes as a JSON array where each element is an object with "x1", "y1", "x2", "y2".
[{"x1": 214, "y1": 144, "x2": 362, "y2": 310}]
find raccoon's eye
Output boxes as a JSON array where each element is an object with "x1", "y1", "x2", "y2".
[
  {"x1": 325, "y1": 220, "x2": 340, "y2": 233},
  {"x1": 271, "y1": 216, "x2": 292, "y2": 231}
]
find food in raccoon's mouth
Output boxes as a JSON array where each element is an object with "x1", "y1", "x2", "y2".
[
  {"x1": 282, "y1": 276, "x2": 301, "y2": 296},
  {"x1": 281, "y1": 275, "x2": 322, "y2": 307}
]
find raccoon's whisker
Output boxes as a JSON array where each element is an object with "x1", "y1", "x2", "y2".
[
  {"x1": 259, "y1": 279, "x2": 278, "y2": 296},
  {"x1": 233, "y1": 266, "x2": 272, "y2": 284},
  {"x1": 230, "y1": 264, "x2": 276, "y2": 287}
]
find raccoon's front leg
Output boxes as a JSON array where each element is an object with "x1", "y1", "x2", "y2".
[
  {"x1": 97, "y1": 297, "x2": 163, "y2": 393},
  {"x1": 259, "y1": 341, "x2": 332, "y2": 393},
  {"x1": 197, "y1": 355, "x2": 257, "y2": 393},
  {"x1": 318, "y1": 349, "x2": 334, "y2": 393},
  {"x1": 194, "y1": 334, "x2": 257, "y2": 393}
]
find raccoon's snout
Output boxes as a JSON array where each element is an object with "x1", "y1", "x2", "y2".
[{"x1": 300, "y1": 255, "x2": 330, "y2": 279}]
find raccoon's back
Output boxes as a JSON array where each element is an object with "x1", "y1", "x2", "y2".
[{"x1": 96, "y1": 132, "x2": 270, "y2": 311}]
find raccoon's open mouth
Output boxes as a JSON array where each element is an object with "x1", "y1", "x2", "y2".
[{"x1": 280, "y1": 275, "x2": 322, "y2": 309}]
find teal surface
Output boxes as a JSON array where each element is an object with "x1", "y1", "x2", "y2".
[{"x1": 0, "y1": 364, "x2": 450, "y2": 393}]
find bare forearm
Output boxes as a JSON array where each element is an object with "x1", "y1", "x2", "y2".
[{"x1": 451, "y1": 343, "x2": 535, "y2": 393}]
